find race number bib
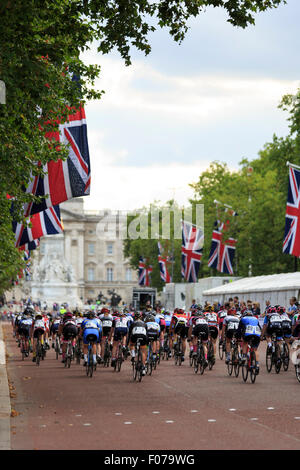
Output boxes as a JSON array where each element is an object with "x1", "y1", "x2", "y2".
[
  {"x1": 245, "y1": 325, "x2": 260, "y2": 335},
  {"x1": 102, "y1": 320, "x2": 112, "y2": 328},
  {"x1": 85, "y1": 321, "x2": 97, "y2": 329},
  {"x1": 34, "y1": 320, "x2": 44, "y2": 329},
  {"x1": 227, "y1": 322, "x2": 238, "y2": 330},
  {"x1": 22, "y1": 319, "x2": 32, "y2": 326},
  {"x1": 270, "y1": 315, "x2": 281, "y2": 323},
  {"x1": 196, "y1": 318, "x2": 207, "y2": 325},
  {"x1": 132, "y1": 327, "x2": 146, "y2": 336}
]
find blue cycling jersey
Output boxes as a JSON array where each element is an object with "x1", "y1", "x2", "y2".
[{"x1": 240, "y1": 316, "x2": 260, "y2": 337}]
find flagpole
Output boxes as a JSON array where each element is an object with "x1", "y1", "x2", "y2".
[{"x1": 286, "y1": 161, "x2": 300, "y2": 171}]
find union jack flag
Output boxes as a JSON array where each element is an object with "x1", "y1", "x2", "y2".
[
  {"x1": 23, "y1": 104, "x2": 90, "y2": 217},
  {"x1": 19, "y1": 239, "x2": 40, "y2": 252},
  {"x1": 181, "y1": 221, "x2": 204, "y2": 282},
  {"x1": 208, "y1": 223, "x2": 237, "y2": 275},
  {"x1": 158, "y1": 242, "x2": 172, "y2": 283},
  {"x1": 283, "y1": 165, "x2": 300, "y2": 257},
  {"x1": 14, "y1": 205, "x2": 63, "y2": 248},
  {"x1": 138, "y1": 257, "x2": 153, "y2": 287}
]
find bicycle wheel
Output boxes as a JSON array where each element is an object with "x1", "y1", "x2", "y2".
[
  {"x1": 274, "y1": 344, "x2": 281, "y2": 374},
  {"x1": 282, "y1": 343, "x2": 289, "y2": 371},
  {"x1": 295, "y1": 364, "x2": 300, "y2": 383},
  {"x1": 36, "y1": 343, "x2": 41, "y2": 367},
  {"x1": 266, "y1": 345, "x2": 273, "y2": 373},
  {"x1": 219, "y1": 341, "x2": 224, "y2": 360},
  {"x1": 137, "y1": 350, "x2": 143, "y2": 382},
  {"x1": 208, "y1": 342, "x2": 215, "y2": 370},
  {"x1": 242, "y1": 358, "x2": 249, "y2": 382},
  {"x1": 199, "y1": 346, "x2": 205, "y2": 375},
  {"x1": 86, "y1": 347, "x2": 94, "y2": 377},
  {"x1": 116, "y1": 345, "x2": 122, "y2": 372},
  {"x1": 250, "y1": 350, "x2": 257, "y2": 383},
  {"x1": 233, "y1": 348, "x2": 240, "y2": 378}
]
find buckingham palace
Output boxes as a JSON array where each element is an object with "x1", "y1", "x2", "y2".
[{"x1": 27, "y1": 198, "x2": 138, "y2": 308}]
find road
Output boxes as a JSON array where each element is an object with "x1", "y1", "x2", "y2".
[{"x1": 3, "y1": 323, "x2": 300, "y2": 450}]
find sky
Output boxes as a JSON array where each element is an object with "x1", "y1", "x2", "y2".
[{"x1": 81, "y1": 0, "x2": 300, "y2": 212}]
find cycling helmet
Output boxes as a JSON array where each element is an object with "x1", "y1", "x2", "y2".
[
  {"x1": 35, "y1": 313, "x2": 43, "y2": 320},
  {"x1": 267, "y1": 306, "x2": 277, "y2": 314},
  {"x1": 87, "y1": 310, "x2": 95, "y2": 318},
  {"x1": 145, "y1": 315, "x2": 155, "y2": 322},
  {"x1": 24, "y1": 307, "x2": 34, "y2": 316},
  {"x1": 134, "y1": 312, "x2": 142, "y2": 320},
  {"x1": 101, "y1": 308, "x2": 109, "y2": 314},
  {"x1": 63, "y1": 312, "x2": 73, "y2": 320},
  {"x1": 243, "y1": 309, "x2": 253, "y2": 316}
]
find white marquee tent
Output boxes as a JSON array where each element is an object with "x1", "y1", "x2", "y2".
[{"x1": 202, "y1": 272, "x2": 300, "y2": 309}]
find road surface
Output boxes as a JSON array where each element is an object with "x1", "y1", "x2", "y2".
[{"x1": 2, "y1": 323, "x2": 300, "y2": 450}]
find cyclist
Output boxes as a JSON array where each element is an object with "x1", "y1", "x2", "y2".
[
  {"x1": 217, "y1": 303, "x2": 229, "y2": 343},
  {"x1": 110, "y1": 310, "x2": 130, "y2": 368},
  {"x1": 188, "y1": 308, "x2": 209, "y2": 368},
  {"x1": 30, "y1": 312, "x2": 46, "y2": 362},
  {"x1": 98, "y1": 308, "x2": 113, "y2": 363},
  {"x1": 154, "y1": 310, "x2": 166, "y2": 356},
  {"x1": 237, "y1": 310, "x2": 261, "y2": 373},
  {"x1": 58, "y1": 311, "x2": 78, "y2": 364},
  {"x1": 260, "y1": 306, "x2": 283, "y2": 363},
  {"x1": 204, "y1": 306, "x2": 219, "y2": 363},
  {"x1": 278, "y1": 306, "x2": 292, "y2": 345},
  {"x1": 18, "y1": 308, "x2": 34, "y2": 357},
  {"x1": 80, "y1": 311, "x2": 102, "y2": 367},
  {"x1": 222, "y1": 308, "x2": 240, "y2": 364},
  {"x1": 170, "y1": 308, "x2": 189, "y2": 361},
  {"x1": 127, "y1": 312, "x2": 148, "y2": 376},
  {"x1": 145, "y1": 314, "x2": 160, "y2": 362},
  {"x1": 50, "y1": 314, "x2": 61, "y2": 349}
]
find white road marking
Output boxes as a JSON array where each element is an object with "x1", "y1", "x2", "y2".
[
  {"x1": 152, "y1": 411, "x2": 160, "y2": 414},
  {"x1": 124, "y1": 422, "x2": 132, "y2": 425},
  {"x1": 208, "y1": 419, "x2": 216, "y2": 422},
  {"x1": 115, "y1": 413, "x2": 122, "y2": 416},
  {"x1": 229, "y1": 409, "x2": 236, "y2": 412},
  {"x1": 267, "y1": 407, "x2": 275, "y2": 410},
  {"x1": 165, "y1": 420, "x2": 174, "y2": 424},
  {"x1": 190, "y1": 410, "x2": 198, "y2": 413},
  {"x1": 83, "y1": 423, "x2": 92, "y2": 426},
  {"x1": 250, "y1": 418, "x2": 258, "y2": 421}
]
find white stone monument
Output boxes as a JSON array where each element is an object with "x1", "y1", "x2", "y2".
[{"x1": 31, "y1": 233, "x2": 82, "y2": 309}]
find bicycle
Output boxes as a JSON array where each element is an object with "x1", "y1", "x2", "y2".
[
  {"x1": 114, "y1": 340, "x2": 124, "y2": 372},
  {"x1": 162, "y1": 333, "x2": 171, "y2": 361},
  {"x1": 103, "y1": 337, "x2": 111, "y2": 367},
  {"x1": 218, "y1": 337, "x2": 226, "y2": 360},
  {"x1": 193, "y1": 335, "x2": 206, "y2": 375},
  {"x1": 174, "y1": 336, "x2": 184, "y2": 366},
  {"x1": 86, "y1": 338, "x2": 97, "y2": 378},
  {"x1": 64, "y1": 338, "x2": 75, "y2": 368},
  {"x1": 20, "y1": 334, "x2": 30, "y2": 360},
  {"x1": 207, "y1": 338, "x2": 216, "y2": 371},
  {"x1": 242, "y1": 339, "x2": 259, "y2": 383},
  {"x1": 227, "y1": 335, "x2": 240, "y2": 378},
  {"x1": 132, "y1": 338, "x2": 144, "y2": 382},
  {"x1": 74, "y1": 337, "x2": 82, "y2": 365},
  {"x1": 35, "y1": 334, "x2": 45, "y2": 366},
  {"x1": 281, "y1": 340, "x2": 290, "y2": 372},
  {"x1": 145, "y1": 340, "x2": 157, "y2": 375},
  {"x1": 55, "y1": 335, "x2": 61, "y2": 360},
  {"x1": 266, "y1": 333, "x2": 282, "y2": 374}
]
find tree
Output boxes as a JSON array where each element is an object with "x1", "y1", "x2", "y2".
[{"x1": 0, "y1": 0, "x2": 286, "y2": 292}]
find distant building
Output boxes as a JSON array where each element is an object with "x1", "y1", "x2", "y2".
[{"x1": 32, "y1": 198, "x2": 138, "y2": 306}]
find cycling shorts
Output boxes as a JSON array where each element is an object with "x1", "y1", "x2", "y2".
[
  {"x1": 114, "y1": 327, "x2": 128, "y2": 341},
  {"x1": 130, "y1": 334, "x2": 148, "y2": 347},
  {"x1": 192, "y1": 324, "x2": 209, "y2": 342},
  {"x1": 225, "y1": 327, "x2": 238, "y2": 340},
  {"x1": 266, "y1": 324, "x2": 282, "y2": 338},
  {"x1": 208, "y1": 326, "x2": 218, "y2": 340},
  {"x1": 33, "y1": 328, "x2": 45, "y2": 339},
  {"x1": 62, "y1": 324, "x2": 78, "y2": 341},
  {"x1": 242, "y1": 334, "x2": 260, "y2": 348},
  {"x1": 175, "y1": 325, "x2": 188, "y2": 339},
  {"x1": 18, "y1": 326, "x2": 30, "y2": 338},
  {"x1": 83, "y1": 328, "x2": 100, "y2": 345},
  {"x1": 102, "y1": 326, "x2": 112, "y2": 337}
]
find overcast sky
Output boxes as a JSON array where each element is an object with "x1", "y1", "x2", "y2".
[{"x1": 82, "y1": 0, "x2": 300, "y2": 212}]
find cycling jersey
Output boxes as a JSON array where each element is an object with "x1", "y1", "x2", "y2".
[
  {"x1": 81, "y1": 318, "x2": 102, "y2": 345},
  {"x1": 127, "y1": 320, "x2": 148, "y2": 346},
  {"x1": 100, "y1": 314, "x2": 114, "y2": 336},
  {"x1": 223, "y1": 315, "x2": 239, "y2": 338},
  {"x1": 146, "y1": 321, "x2": 160, "y2": 339}
]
